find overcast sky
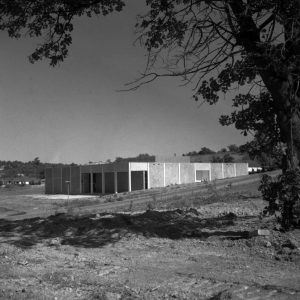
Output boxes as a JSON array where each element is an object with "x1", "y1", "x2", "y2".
[{"x1": 0, "y1": 1, "x2": 250, "y2": 164}]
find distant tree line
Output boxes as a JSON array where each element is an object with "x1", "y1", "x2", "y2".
[
  {"x1": 114, "y1": 153, "x2": 155, "y2": 163},
  {"x1": 0, "y1": 157, "x2": 77, "y2": 179},
  {"x1": 182, "y1": 144, "x2": 241, "y2": 157}
]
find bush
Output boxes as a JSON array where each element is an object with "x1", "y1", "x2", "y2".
[{"x1": 259, "y1": 169, "x2": 300, "y2": 230}]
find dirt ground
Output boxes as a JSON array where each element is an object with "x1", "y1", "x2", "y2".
[{"x1": 0, "y1": 181, "x2": 299, "y2": 299}]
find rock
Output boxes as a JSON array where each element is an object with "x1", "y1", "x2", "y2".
[
  {"x1": 187, "y1": 208, "x2": 199, "y2": 216},
  {"x1": 282, "y1": 238, "x2": 299, "y2": 250},
  {"x1": 250, "y1": 229, "x2": 270, "y2": 237},
  {"x1": 17, "y1": 260, "x2": 28, "y2": 266},
  {"x1": 105, "y1": 292, "x2": 121, "y2": 300},
  {"x1": 265, "y1": 241, "x2": 272, "y2": 247},
  {"x1": 111, "y1": 232, "x2": 119, "y2": 239},
  {"x1": 226, "y1": 212, "x2": 237, "y2": 220},
  {"x1": 258, "y1": 229, "x2": 270, "y2": 236},
  {"x1": 48, "y1": 237, "x2": 62, "y2": 246}
]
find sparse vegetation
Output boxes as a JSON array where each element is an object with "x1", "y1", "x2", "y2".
[
  {"x1": 0, "y1": 179, "x2": 299, "y2": 299},
  {"x1": 260, "y1": 170, "x2": 300, "y2": 230}
]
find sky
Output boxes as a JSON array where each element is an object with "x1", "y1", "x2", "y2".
[{"x1": 0, "y1": 1, "x2": 250, "y2": 164}]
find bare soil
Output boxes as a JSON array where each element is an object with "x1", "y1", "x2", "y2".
[{"x1": 0, "y1": 180, "x2": 299, "y2": 299}]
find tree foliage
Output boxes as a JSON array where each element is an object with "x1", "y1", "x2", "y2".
[
  {"x1": 0, "y1": 159, "x2": 72, "y2": 179},
  {"x1": 0, "y1": 0, "x2": 124, "y2": 66},
  {"x1": 133, "y1": 0, "x2": 300, "y2": 168}
]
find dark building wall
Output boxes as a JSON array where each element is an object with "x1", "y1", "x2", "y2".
[
  {"x1": 131, "y1": 171, "x2": 144, "y2": 191},
  {"x1": 81, "y1": 173, "x2": 91, "y2": 194},
  {"x1": 117, "y1": 172, "x2": 129, "y2": 193},
  {"x1": 196, "y1": 170, "x2": 210, "y2": 181},
  {"x1": 53, "y1": 168, "x2": 62, "y2": 194},
  {"x1": 105, "y1": 172, "x2": 115, "y2": 194},
  {"x1": 93, "y1": 173, "x2": 102, "y2": 193},
  {"x1": 45, "y1": 168, "x2": 53, "y2": 194},
  {"x1": 62, "y1": 167, "x2": 70, "y2": 194},
  {"x1": 70, "y1": 167, "x2": 81, "y2": 194}
]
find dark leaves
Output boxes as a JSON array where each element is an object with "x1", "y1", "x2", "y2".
[{"x1": 0, "y1": 0, "x2": 125, "y2": 65}]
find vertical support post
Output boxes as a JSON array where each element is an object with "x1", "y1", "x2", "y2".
[
  {"x1": 234, "y1": 163, "x2": 237, "y2": 177},
  {"x1": 147, "y1": 163, "x2": 151, "y2": 189},
  {"x1": 102, "y1": 166, "x2": 105, "y2": 194},
  {"x1": 69, "y1": 167, "x2": 72, "y2": 195},
  {"x1": 221, "y1": 163, "x2": 225, "y2": 179},
  {"x1": 178, "y1": 163, "x2": 181, "y2": 184},
  {"x1": 90, "y1": 173, "x2": 93, "y2": 194},
  {"x1": 128, "y1": 163, "x2": 132, "y2": 192},
  {"x1": 79, "y1": 166, "x2": 82, "y2": 194},
  {"x1": 52, "y1": 168, "x2": 54, "y2": 194},
  {"x1": 163, "y1": 163, "x2": 166, "y2": 187},
  {"x1": 114, "y1": 171, "x2": 118, "y2": 194},
  {"x1": 61, "y1": 167, "x2": 63, "y2": 194},
  {"x1": 209, "y1": 163, "x2": 212, "y2": 181}
]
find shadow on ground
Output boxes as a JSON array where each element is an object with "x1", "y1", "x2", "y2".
[{"x1": 0, "y1": 209, "x2": 255, "y2": 248}]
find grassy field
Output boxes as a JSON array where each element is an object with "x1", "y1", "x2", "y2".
[{"x1": 0, "y1": 180, "x2": 299, "y2": 299}]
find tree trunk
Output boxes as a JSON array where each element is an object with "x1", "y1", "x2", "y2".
[{"x1": 229, "y1": 0, "x2": 300, "y2": 171}]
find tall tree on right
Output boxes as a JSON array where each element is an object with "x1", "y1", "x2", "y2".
[{"x1": 133, "y1": 0, "x2": 300, "y2": 228}]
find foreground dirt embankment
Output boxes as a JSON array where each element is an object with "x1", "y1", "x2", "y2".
[{"x1": 0, "y1": 179, "x2": 299, "y2": 299}]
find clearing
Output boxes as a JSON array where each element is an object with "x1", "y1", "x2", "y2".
[{"x1": 0, "y1": 175, "x2": 299, "y2": 299}]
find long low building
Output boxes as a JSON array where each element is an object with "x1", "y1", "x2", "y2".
[{"x1": 45, "y1": 161, "x2": 248, "y2": 195}]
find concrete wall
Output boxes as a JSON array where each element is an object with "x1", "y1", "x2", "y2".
[
  {"x1": 53, "y1": 168, "x2": 62, "y2": 194},
  {"x1": 224, "y1": 163, "x2": 235, "y2": 178},
  {"x1": 165, "y1": 163, "x2": 179, "y2": 186},
  {"x1": 211, "y1": 163, "x2": 223, "y2": 180},
  {"x1": 130, "y1": 162, "x2": 147, "y2": 171},
  {"x1": 180, "y1": 163, "x2": 195, "y2": 184},
  {"x1": 45, "y1": 168, "x2": 53, "y2": 194},
  {"x1": 149, "y1": 163, "x2": 164, "y2": 188},
  {"x1": 117, "y1": 172, "x2": 129, "y2": 193},
  {"x1": 236, "y1": 163, "x2": 248, "y2": 176},
  {"x1": 70, "y1": 167, "x2": 81, "y2": 194}
]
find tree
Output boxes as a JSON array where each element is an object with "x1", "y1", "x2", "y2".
[
  {"x1": 1, "y1": 1, "x2": 299, "y2": 166},
  {"x1": 227, "y1": 144, "x2": 239, "y2": 153},
  {"x1": 133, "y1": 0, "x2": 300, "y2": 170},
  {"x1": 218, "y1": 148, "x2": 227, "y2": 153},
  {"x1": 223, "y1": 153, "x2": 235, "y2": 163},
  {"x1": 211, "y1": 156, "x2": 223, "y2": 163},
  {"x1": 198, "y1": 147, "x2": 215, "y2": 155},
  {"x1": 0, "y1": 0, "x2": 125, "y2": 66},
  {"x1": 239, "y1": 132, "x2": 283, "y2": 169}
]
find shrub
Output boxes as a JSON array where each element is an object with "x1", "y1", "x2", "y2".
[{"x1": 259, "y1": 169, "x2": 300, "y2": 230}]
